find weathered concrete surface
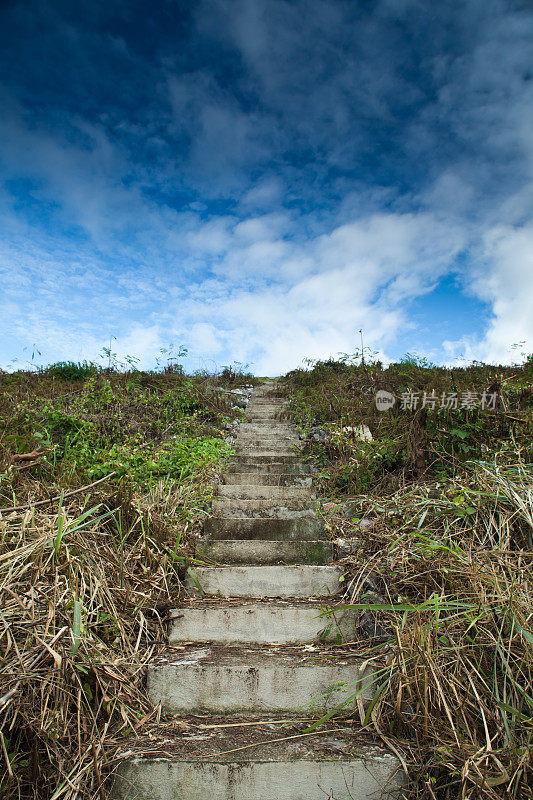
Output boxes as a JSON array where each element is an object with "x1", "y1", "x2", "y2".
[
  {"x1": 148, "y1": 646, "x2": 373, "y2": 713},
  {"x1": 239, "y1": 410, "x2": 286, "y2": 417},
  {"x1": 244, "y1": 419, "x2": 290, "y2": 426},
  {"x1": 114, "y1": 744, "x2": 404, "y2": 800},
  {"x1": 212, "y1": 498, "x2": 318, "y2": 517},
  {"x1": 246, "y1": 400, "x2": 287, "y2": 406},
  {"x1": 196, "y1": 539, "x2": 333, "y2": 565},
  {"x1": 185, "y1": 565, "x2": 344, "y2": 598},
  {"x1": 237, "y1": 424, "x2": 295, "y2": 433},
  {"x1": 234, "y1": 439, "x2": 298, "y2": 448},
  {"x1": 244, "y1": 410, "x2": 289, "y2": 417},
  {"x1": 245, "y1": 407, "x2": 287, "y2": 413},
  {"x1": 221, "y1": 472, "x2": 312, "y2": 487},
  {"x1": 217, "y1": 484, "x2": 313, "y2": 500},
  {"x1": 236, "y1": 438, "x2": 297, "y2": 446},
  {"x1": 236, "y1": 435, "x2": 300, "y2": 446},
  {"x1": 235, "y1": 446, "x2": 301, "y2": 457},
  {"x1": 246, "y1": 398, "x2": 284, "y2": 404},
  {"x1": 234, "y1": 453, "x2": 301, "y2": 463},
  {"x1": 229, "y1": 453, "x2": 302, "y2": 462},
  {"x1": 227, "y1": 457, "x2": 308, "y2": 473},
  {"x1": 236, "y1": 437, "x2": 296, "y2": 444},
  {"x1": 204, "y1": 516, "x2": 324, "y2": 541},
  {"x1": 169, "y1": 604, "x2": 355, "y2": 643}
]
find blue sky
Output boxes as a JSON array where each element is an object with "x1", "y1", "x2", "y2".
[{"x1": 1, "y1": 0, "x2": 532, "y2": 374}]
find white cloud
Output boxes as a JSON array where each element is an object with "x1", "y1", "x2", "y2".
[
  {"x1": 188, "y1": 322, "x2": 222, "y2": 355},
  {"x1": 1, "y1": 0, "x2": 532, "y2": 373},
  {"x1": 156, "y1": 209, "x2": 465, "y2": 374},
  {"x1": 0, "y1": 195, "x2": 468, "y2": 374},
  {"x1": 465, "y1": 224, "x2": 533, "y2": 363}
]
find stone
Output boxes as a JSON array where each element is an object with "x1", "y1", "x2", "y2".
[
  {"x1": 356, "y1": 610, "x2": 393, "y2": 642},
  {"x1": 335, "y1": 537, "x2": 360, "y2": 555},
  {"x1": 308, "y1": 426, "x2": 328, "y2": 442},
  {"x1": 354, "y1": 425, "x2": 373, "y2": 442}
]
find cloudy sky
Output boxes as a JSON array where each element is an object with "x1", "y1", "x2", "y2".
[{"x1": 1, "y1": 0, "x2": 532, "y2": 374}]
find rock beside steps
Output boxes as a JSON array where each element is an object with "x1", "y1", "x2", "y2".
[{"x1": 113, "y1": 382, "x2": 404, "y2": 800}]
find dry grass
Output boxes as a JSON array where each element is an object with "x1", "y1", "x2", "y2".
[
  {"x1": 0, "y1": 367, "x2": 245, "y2": 798},
  {"x1": 0, "y1": 473, "x2": 222, "y2": 798},
  {"x1": 322, "y1": 462, "x2": 533, "y2": 799}
]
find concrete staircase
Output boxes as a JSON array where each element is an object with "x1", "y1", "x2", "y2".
[{"x1": 114, "y1": 382, "x2": 403, "y2": 800}]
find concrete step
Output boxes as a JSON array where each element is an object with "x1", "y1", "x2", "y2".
[
  {"x1": 204, "y1": 516, "x2": 325, "y2": 541},
  {"x1": 114, "y1": 722, "x2": 403, "y2": 800},
  {"x1": 244, "y1": 411, "x2": 287, "y2": 418},
  {"x1": 243, "y1": 423, "x2": 291, "y2": 429},
  {"x1": 247, "y1": 398, "x2": 285, "y2": 404},
  {"x1": 246, "y1": 402, "x2": 286, "y2": 414},
  {"x1": 236, "y1": 431, "x2": 296, "y2": 440},
  {"x1": 250, "y1": 399, "x2": 282, "y2": 404},
  {"x1": 232, "y1": 456, "x2": 302, "y2": 466},
  {"x1": 247, "y1": 401, "x2": 286, "y2": 405},
  {"x1": 185, "y1": 565, "x2": 344, "y2": 597},
  {"x1": 196, "y1": 539, "x2": 333, "y2": 565},
  {"x1": 221, "y1": 472, "x2": 312, "y2": 486},
  {"x1": 169, "y1": 601, "x2": 354, "y2": 643},
  {"x1": 235, "y1": 438, "x2": 302, "y2": 456},
  {"x1": 246, "y1": 410, "x2": 289, "y2": 417},
  {"x1": 217, "y1": 484, "x2": 313, "y2": 500},
  {"x1": 211, "y1": 498, "x2": 318, "y2": 518},
  {"x1": 238, "y1": 423, "x2": 295, "y2": 432},
  {"x1": 147, "y1": 644, "x2": 373, "y2": 714},
  {"x1": 235, "y1": 443, "x2": 301, "y2": 455},
  {"x1": 236, "y1": 437, "x2": 300, "y2": 448},
  {"x1": 227, "y1": 458, "x2": 309, "y2": 474},
  {"x1": 240, "y1": 409, "x2": 289, "y2": 416},
  {"x1": 234, "y1": 451, "x2": 302, "y2": 460},
  {"x1": 234, "y1": 447, "x2": 301, "y2": 456},
  {"x1": 229, "y1": 453, "x2": 303, "y2": 462}
]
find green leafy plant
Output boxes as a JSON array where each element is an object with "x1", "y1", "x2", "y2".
[{"x1": 45, "y1": 361, "x2": 97, "y2": 381}]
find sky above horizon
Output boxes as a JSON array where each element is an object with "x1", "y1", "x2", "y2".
[{"x1": 1, "y1": 0, "x2": 532, "y2": 375}]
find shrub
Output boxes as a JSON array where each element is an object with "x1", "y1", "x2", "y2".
[{"x1": 45, "y1": 361, "x2": 97, "y2": 381}]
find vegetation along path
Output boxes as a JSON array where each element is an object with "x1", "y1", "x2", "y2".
[{"x1": 114, "y1": 381, "x2": 404, "y2": 800}]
